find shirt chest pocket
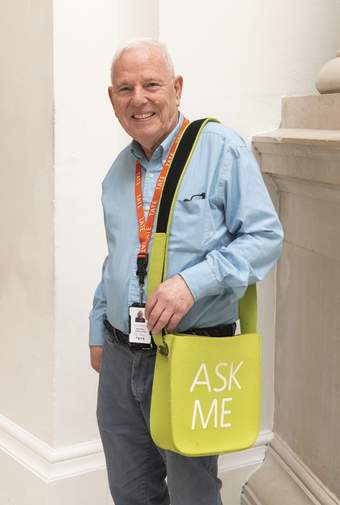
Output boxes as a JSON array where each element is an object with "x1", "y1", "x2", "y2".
[{"x1": 170, "y1": 198, "x2": 207, "y2": 253}]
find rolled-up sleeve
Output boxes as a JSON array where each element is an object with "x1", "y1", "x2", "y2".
[{"x1": 180, "y1": 143, "x2": 284, "y2": 302}]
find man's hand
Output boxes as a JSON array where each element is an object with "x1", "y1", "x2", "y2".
[
  {"x1": 90, "y1": 346, "x2": 103, "y2": 373},
  {"x1": 145, "y1": 274, "x2": 194, "y2": 334}
]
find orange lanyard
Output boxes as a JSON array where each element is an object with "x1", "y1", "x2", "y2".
[{"x1": 135, "y1": 117, "x2": 189, "y2": 300}]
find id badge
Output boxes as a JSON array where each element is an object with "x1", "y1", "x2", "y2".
[{"x1": 128, "y1": 303, "x2": 152, "y2": 345}]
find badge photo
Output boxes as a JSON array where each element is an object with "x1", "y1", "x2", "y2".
[{"x1": 129, "y1": 305, "x2": 152, "y2": 345}]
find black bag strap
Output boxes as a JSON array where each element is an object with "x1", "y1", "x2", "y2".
[{"x1": 156, "y1": 118, "x2": 218, "y2": 233}]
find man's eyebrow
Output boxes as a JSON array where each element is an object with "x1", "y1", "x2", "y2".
[
  {"x1": 114, "y1": 81, "x2": 131, "y2": 88},
  {"x1": 144, "y1": 77, "x2": 167, "y2": 84},
  {"x1": 113, "y1": 77, "x2": 166, "y2": 89}
]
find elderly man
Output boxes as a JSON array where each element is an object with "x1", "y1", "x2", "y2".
[{"x1": 89, "y1": 39, "x2": 283, "y2": 505}]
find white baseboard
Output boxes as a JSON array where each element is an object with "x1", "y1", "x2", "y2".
[
  {"x1": 242, "y1": 434, "x2": 339, "y2": 505},
  {"x1": 0, "y1": 414, "x2": 271, "y2": 483},
  {"x1": 0, "y1": 414, "x2": 105, "y2": 482}
]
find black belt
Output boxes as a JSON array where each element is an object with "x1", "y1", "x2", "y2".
[
  {"x1": 104, "y1": 319, "x2": 156, "y2": 351},
  {"x1": 104, "y1": 319, "x2": 236, "y2": 351}
]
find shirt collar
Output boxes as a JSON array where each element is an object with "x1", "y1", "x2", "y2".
[{"x1": 130, "y1": 112, "x2": 184, "y2": 163}]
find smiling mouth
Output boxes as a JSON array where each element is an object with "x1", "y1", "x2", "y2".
[{"x1": 131, "y1": 112, "x2": 156, "y2": 120}]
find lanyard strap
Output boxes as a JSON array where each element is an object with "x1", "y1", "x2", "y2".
[{"x1": 134, "y1": 117, "x2": 190, "y2": 298}]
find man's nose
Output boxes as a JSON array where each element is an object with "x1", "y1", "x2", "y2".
[{"x1": 131, "y1": 86, "x2": 148, "y2": 106}]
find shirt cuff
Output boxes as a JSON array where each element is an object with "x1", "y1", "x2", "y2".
[
  {"x1": 179, "y1": 260, "x2": 223, "y2": 301},
  {"x1": 89, "y1": 319, "x2": 106, "y2": 346}
]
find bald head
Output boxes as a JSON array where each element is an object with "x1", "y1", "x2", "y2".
[{"x1": 110, "y1": 38, "x2": 175, "y2": 83}]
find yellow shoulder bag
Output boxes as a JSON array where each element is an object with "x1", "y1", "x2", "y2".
[{"x1": 148, "y1": 119, "x2": 261, "y2": 456}]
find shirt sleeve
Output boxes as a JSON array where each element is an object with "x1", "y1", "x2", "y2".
[
  {"x1": 89, "y1": 256, "x2": 109, "y2": 346},
  {"x1": 179, "y1": 143, "x2": 284, "y2": 303}
]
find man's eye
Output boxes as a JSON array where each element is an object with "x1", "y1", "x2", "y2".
[
  {"x1": 147, "y1": 82, "x2": 160, "y2": 88},
  {"x1": 118, "y1": 87, "x2": 131, "y2": 93}
]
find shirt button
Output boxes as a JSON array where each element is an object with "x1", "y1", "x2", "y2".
[{"x1": 149, "y1": 173, "x2": 154, "y2": 178}]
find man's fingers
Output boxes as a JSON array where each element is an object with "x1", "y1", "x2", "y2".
[
  {"x1": 146, "y1": 301, "x2": 165, "y2": 330},
  {"x1": 146, "y1": 296, "x2": 175, "y2": 333},
  {"x1": 151, "y1": 308, "x2": 174, "y2": 335},
  {"x1": 146, "y1": 274, "x2": 195, "y2": 333},
  {"x1": 147, "y1": 302, "x2": 167, "y2": 332},
  {"x1": 166, "y1": 312, "x2": 182, "y2": 333},
  {"x1": 145, "y1": 294, "x2": 157, "y2": 319}
]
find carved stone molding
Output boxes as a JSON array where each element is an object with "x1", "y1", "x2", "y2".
[
  {"x1": 253, "y1": 129, "x2": 340, "y2": 187},
  {"x1": 244, "y1": 94, "x2": 340, "y2": 505},
  {"x1": 241, "y1": 436, "x2": 340, "y2": 505}
]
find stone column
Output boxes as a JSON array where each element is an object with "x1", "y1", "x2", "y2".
[{"x1": 242, "y1": 91, "x2": 340, "y2": 504}]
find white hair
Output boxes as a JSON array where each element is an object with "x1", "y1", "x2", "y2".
[{"x1": 110, "y1": 38, "x2": 175, "y2": 81}]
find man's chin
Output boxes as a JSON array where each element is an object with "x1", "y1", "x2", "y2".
[{"x1": 130, "y1": 124, "x2": 163, "y2": 145}]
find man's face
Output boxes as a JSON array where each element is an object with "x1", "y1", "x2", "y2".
[{"x1": 108, "y1": 47, "x2": 183, "y2": 158}]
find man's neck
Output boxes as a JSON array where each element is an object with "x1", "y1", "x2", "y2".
[{"x1": 143, "y1": 145, "x2": 156, "y2": 161}]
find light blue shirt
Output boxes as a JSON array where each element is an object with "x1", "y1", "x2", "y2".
[{"x1": 89, "y1": 113, "x2": 283, "y2": 346}]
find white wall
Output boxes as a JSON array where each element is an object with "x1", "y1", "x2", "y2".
[
  {"x1": 160, "y1": 0, "x2": 340, "y2": 141},
  {"x1": 53, "y1": 0, "x2": 119, "y2": 446}
]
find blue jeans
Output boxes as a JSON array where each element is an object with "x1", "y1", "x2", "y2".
[{"x1": 96, "y1": 334, "x2": 223, "y2": 505}]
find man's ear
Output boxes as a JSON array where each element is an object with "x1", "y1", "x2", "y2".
[
  {"x1": 174, "y1": 75, "x2": 183, "y2": 107},
  {"x1": 108, "y1": 86, "x2": 114, "y2": 108}
]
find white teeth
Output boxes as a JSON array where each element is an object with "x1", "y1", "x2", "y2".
[{"x1": 133, "y1": 113, "x2": 154, "y2": 119}]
